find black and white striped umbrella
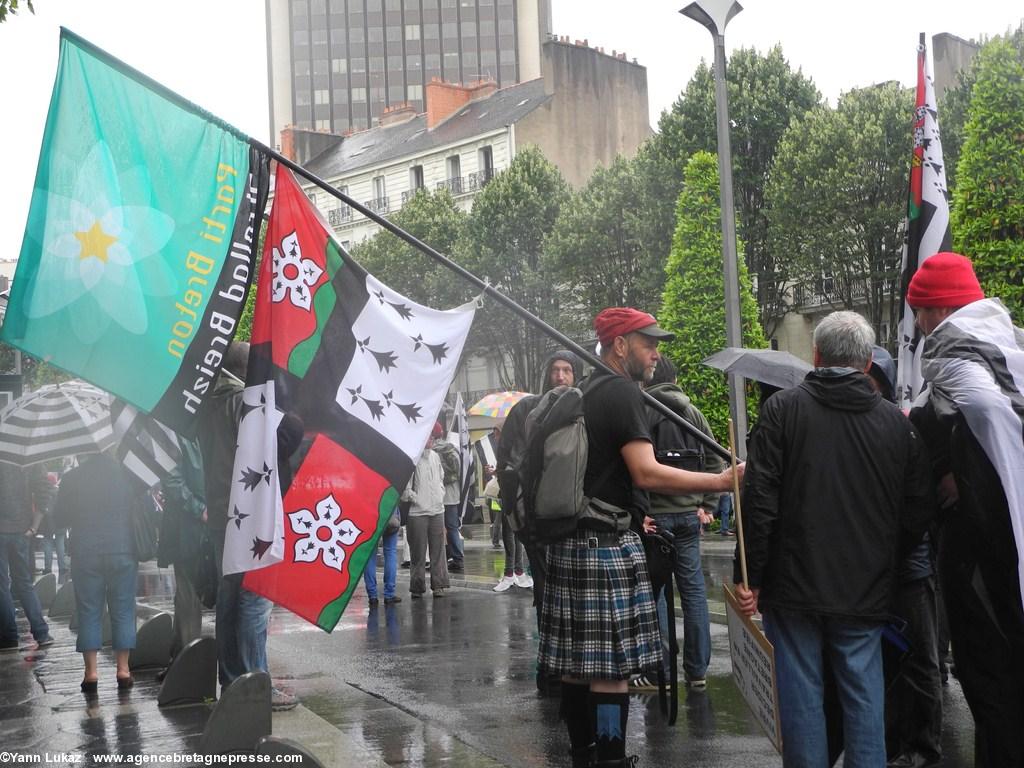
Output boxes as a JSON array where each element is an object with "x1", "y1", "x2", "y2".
[
  {"x1": 110, "y1": 399, "x2": 181, "y2": 488},
  {"x1": 0, "y1": 381, "x2": 114, "y2": 466}
]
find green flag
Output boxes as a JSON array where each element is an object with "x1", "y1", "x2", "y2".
[{"x1": 1, "y1": 29, "x2": 269, "y2": 433}]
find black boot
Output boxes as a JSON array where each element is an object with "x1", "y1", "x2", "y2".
[{"x1": 570, "y1": 743, "x2": 595, "y2": 768}]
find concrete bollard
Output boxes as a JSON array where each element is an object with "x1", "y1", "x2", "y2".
[
  {"x1": 199, "y1": 671, "x2": 271, "y2": 755},
  {"x1": 157, "y1": 637, "x2": 217, "y2": 708},
  {"x1": 129, "y1": 612, "x2": 173, "y2": 670}
]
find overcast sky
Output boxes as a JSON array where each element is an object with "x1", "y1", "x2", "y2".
[{"x1": 0, "y1": 1, "x2": 1020, "y2": 264}]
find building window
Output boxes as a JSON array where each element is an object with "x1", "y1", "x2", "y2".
[
  {"x1": 407, "y1": 84, "x2": 423, "y2": 100},
  {"x1": 352, "y1": 87, "x2": 367, "y2": 102},
  {"x1": 331, "y1": 58, "x2": 347, "y2": 74},
  {"x1": 373, "y1": 175, "x2": 387, "y2": 200},
  {"x1": 410, "y1": 165, "x2": 424, "y2": 190},
  {"x1": 405, "y1": 24, "x2": 421, "y2": 40},
  {"x1": 315, "y1": 118, "x2": 331, "y2": 130},
  {"x1": 295, "y1": 60, "x2": 310, "y2": 76},
  {"x1": 479, "y1": 145, "x2": 494, "y2": 176},
  {"x1": 314, "y1": 89, "x2": 330, "y2": 105}
]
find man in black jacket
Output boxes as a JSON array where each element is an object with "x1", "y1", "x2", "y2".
[{"x1": 735, "y1": 311, "x2": 932, "y2": 767}]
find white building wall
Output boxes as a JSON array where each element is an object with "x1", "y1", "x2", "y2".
[{"x1": 302, "y1": 127, "x2": 511, "y2": 246}]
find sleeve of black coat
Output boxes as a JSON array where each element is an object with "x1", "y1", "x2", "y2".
[
  {"x1": 899, "y1": 422, "x2": 937, "y2": 551},
  {"x1": 496, "y1": 398, "x2": 530, "y2": 513},
  {"x1": 734, "y1": 400, "x2": 785, "y2": 589}
]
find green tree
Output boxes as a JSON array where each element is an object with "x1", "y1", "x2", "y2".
[
  {"x1": 650, "y1": 46, "x2": 821, "y2": 334},
  {"x1": 938, "y1": 25, "x2": 1023, "y2": 193},
  {"x1": 461, "y1": 146, "x2": 570, "y2": 391},
  {"x1": 765, "y1": 82, "x2": 912, "y2": 348},
  {"x1": 545, "y1": 156, "x2": 665, "y2": 332},
  {"x1": 659, "y1": 152, "x2": 766, "y2": 442},
  {"x1": 0, "y1": 0, "x2": 34, "y2": 23},
  {"x1": 235, "y1": 219, "x2": 268, "y2": 342},
  {"x1": 951, "y1": 38, "x2": 1024, "y2": 323},
  {"x1": 350, "y1": 188, "x2": 469, "y2": 308},
  {"x1": 0, "y1": 346, "x2": 69, "y2": 389}
]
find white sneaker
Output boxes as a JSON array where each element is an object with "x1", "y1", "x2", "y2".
[
  {"x1": 514, "y1": 572, "x2": 534, "y2": 589},
  {"x1": 493, "y1": 575, "x2": 515, "y2": 592}
]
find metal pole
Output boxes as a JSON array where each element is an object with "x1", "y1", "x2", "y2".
[
  {"x1": 250, "y1": 139, "x2": 733, "y2": 461},
  {"x1": 711, "y1": 33, "x2": 748, "y2": 456}
]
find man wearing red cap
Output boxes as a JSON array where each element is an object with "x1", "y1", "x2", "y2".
[
  {"x1": 537, "y1": 307, "x2": 740, "y2": 768},
  {"x1": 907, "y1": 252, "x2": 1024, "y2": 768}
]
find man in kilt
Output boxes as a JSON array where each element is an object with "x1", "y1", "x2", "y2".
[{"x1": 538, "y1": 307, "x2": 740, "y2": 768}]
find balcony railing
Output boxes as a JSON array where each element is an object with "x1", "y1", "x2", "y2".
[
  {"x1": 436, "y1": 176, "x2": 464, "y2": 195},
  {"x1": 794, "y1": 275, "x2": 877, "y2": 309},
  {"x1": 467, "y1": 167, "x2": 495, "y2": 191},
  {"x1": 363, "y1": 196, "x2": 389, "y2": 214},
  {"x1": 401, "y1": 187, "x2": 425, "y2": 205},
  {"x1": 327, "y1": 206, "x2": 353, "y2": 227}
]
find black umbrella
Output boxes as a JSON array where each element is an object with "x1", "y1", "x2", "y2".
[{"x1": 702, "y1": 347, "x2": 813, "y2": 390}]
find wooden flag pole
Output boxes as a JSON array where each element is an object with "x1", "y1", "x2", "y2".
[
  {"x1": 251, "y1": 139, "x2": 733, "y2": 461},
  {"x1": 728, "y1": 418, "x2": 748, "y2": 590}
]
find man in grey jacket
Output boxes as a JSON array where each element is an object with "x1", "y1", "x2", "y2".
[{"x1": 637, "y1": 356, "x2": 725, "y2": 691}]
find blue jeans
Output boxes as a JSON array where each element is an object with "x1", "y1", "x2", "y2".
[
  {"x1": 764, "y1": 607, "x2": 886, "y2": 768},
  {"x1": 717, "y1": 493, "x2": 733, "y2": 534},
  {"x1": 213, "y1": 532, "x2": 272, "y2": 687},
  {"x1": 363, "y1": 521, "x2": 399, "y2": 600},
  {"x1": 71, "y1": 552, "x2": 137, "y2": 651},
  {"x1": 0, "y1": 532, "x2": 50, "y2": 644},
  {"x1": 651, "y1": 512, "x2": 710, "y2": 681},
  {"x1": 444, "y1": 503, "x2": 464, "y2": 564},
  {"x1": 43, "y1": 532, "x2": 68, "y2": 582}
]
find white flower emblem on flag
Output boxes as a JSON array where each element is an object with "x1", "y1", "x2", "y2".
[
  {"x1": 271, "y1": 230, "x2": 323, "y2": 311},
  {"x1": 289, "y1": 494, "x2": 362, "y2": 572},
  {"x1": 223, "y1": 381, "x2": 286, "y2": 575}
]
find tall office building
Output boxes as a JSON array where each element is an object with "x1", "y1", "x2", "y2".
[{"x1": 266, "y1": 0, "x2": 551, "y2": 141}]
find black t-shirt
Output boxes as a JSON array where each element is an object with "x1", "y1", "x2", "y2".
[{"x1": 583, "y1": 370, "x2": 652, "y2": 522}]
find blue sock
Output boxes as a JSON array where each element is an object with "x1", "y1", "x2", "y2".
[{"x1": 590, "y1": 691, "x2": 628, "y2": 761}]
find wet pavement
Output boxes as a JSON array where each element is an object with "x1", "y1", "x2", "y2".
[{"x1": 1, "y1": 525, "x2": 980, "y2": 767}]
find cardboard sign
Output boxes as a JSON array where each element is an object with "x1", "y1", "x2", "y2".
[{"x1": 724, "y1": 584, "x2": 783, "y2": 754}]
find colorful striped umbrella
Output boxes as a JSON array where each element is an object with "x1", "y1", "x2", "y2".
[
  {"x1": 467, "y1": 391, "x2": 530, "y2": 419},
  {"x1": 0, "y1": 381, "x2": 114, "y2": 466}
]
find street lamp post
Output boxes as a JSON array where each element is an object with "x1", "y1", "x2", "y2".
[{"x1": 680, "y1": 0, "x2": 747, "y2": 456}]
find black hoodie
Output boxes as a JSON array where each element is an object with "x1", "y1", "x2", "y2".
[
  {"x1": 739, "y1": 368, "x2": 933, "y2": 620},
  {"x1": 494, "y1": 351, "x2": 584, "y2": 514}
]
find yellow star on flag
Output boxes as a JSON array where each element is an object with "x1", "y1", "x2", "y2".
[{"x1": 74, "y1": 219, "x2": 117, "y2": 262}]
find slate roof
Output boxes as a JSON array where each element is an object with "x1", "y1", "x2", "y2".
[{"x1": 304, "y1": 78, "x2": 550, "y2": 179}]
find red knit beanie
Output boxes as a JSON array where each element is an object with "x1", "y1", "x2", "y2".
[
  {"x1": 431, "y1": 421, "x2": 444, "y2": 439},
  {"x1": 906, "y1": 252, "x2": 984, "y2": 308}
]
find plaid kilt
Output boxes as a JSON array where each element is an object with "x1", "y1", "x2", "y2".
[{"x1": 537, "y1": 529, "x2": 662, "y2": 680}]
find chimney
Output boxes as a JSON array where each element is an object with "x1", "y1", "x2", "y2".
[
  {"x1": 379, "y1": 102, "x2": 418, "y2": 127},
  {"x1": 426, "y1": 78, "x2": 497, "y2": 129},
  {"x1": 280, "y1": 126, "x2": 297, "y2": 162}
]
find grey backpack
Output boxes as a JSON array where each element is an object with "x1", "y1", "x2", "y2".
[{"x1": 514, "y1": 380, "x2": 630, "y2": 544}]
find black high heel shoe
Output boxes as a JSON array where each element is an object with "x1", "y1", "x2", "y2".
[
  {"x1": 81, "y1": 679, "x2": 98, "y2": 694},
  {"x1": 116, "y1": 675, "x2": 134, "y2": 690}
]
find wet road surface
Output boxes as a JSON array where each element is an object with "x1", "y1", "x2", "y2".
[{"x1": 0, "y1": 527, "x2": 980, "y2": 767}]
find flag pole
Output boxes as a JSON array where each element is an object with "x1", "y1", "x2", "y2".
[
  {"x1": 728, "y1": 418, "x2": 748, "y2": 589},
  {"x1": 250, "y1": 139, "x2": 732, "y2": 461}
]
